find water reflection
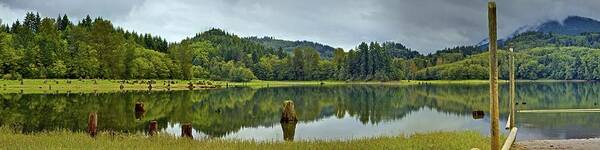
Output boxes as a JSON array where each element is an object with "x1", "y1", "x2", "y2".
[{"x1": 1, "y1": 82, "x2": 600, "y2": 140}]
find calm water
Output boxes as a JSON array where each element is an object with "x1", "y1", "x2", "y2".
[{"x1": 1, "y1": 82, "x2": 600, "y2": 141}]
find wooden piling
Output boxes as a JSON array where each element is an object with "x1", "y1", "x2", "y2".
[
  {"x1": 509, "y1": 48, "x2": 516, "y2": 129},
  {"x1": 148, "y1": 120, "x2": 158, "y2": 136},
  {"x1": 281, "y1": 100, "x2": 298, "y2": 123},
  {"x1": 488, "y1": 1, "x2": 500, "y2": 149},
  {"x1": 88, "y1": 112, "x2": 98, "y2": 137},
  {"x1": 281, "y1": 122, "x2": 297, "y2": 141},
  {"x1": 181, "y1": 123, "x2": 193, "y2": 138}
]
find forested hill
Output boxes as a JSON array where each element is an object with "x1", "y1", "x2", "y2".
[
  {"x1": 535, "y1": 16, "x2": 600, "y2": 35},
  {"x1": 245, "y1": 36, "x2": 336, "y2": 59},
  {"x1": 4, "y1": 12, "x2": 600, "y2": 81},
  {"x1": 414, "y1": 46, "x2": 600, "y2": 80},
  {"x1": 409, "y1": 30, "x2": 600, "y2": 80},
  {"x1": 0, "y1": 12, "x2": 427, "y2": 81}
]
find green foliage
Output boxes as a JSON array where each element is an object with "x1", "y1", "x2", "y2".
[
  {"x1": 8, "y1": 12, "x2": 600, "y2": 81},
  {"x1": 246, "y1": 36, "x2": 336, "y2": 58},
  {"x1": 415, "y1": 46, "x2": 600, "y2": 80}
]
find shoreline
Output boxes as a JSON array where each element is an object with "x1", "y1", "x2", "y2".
[{"x1": 0, "y1": 79, "x2": 593, "y2": 94}]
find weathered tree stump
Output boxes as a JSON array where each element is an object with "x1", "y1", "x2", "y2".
[
  {"x1": 148, "y1": 84, "x2": 152, "y2": 91},
  {"x1": 135, "y1": 102, "x2": 145, "y2": 119},
  {"x1": 135, "y1": 102, "x2": 145, "y2": 112},
  {"x1": 20, "y1": 79, "x2": 23, "y2": 85},
  {"x1": 281, "y1": 100, "x2": 298, "y2": 123},
  {"x1": 472, "y1": 110, "x2": 484, "y2": 119},
  {"x1": 181, "y1": 123, "x2": 193, "y2": 138},
  {"x1": 281, "y1": 122, "x2": 297, "y2": 141},
  {"x1": 188, "y1": 82, "x2": 194, "y2": 90},
  {"x1": 148, "y1": 120, "x2": 158, "y2": 136},
  {"x1": 88, "y1": 112, "x2": 98, "y2": 137},
  {"x1": 120, "y1": 84, "x2": 124, "y2": 90}
]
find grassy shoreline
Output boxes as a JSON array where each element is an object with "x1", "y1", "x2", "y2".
[
  {"x1": 0, "y1": 128, "x2": 493, "y2": 150},
  {"x1": 0, "y1": 79, "x2": 591, "y2": 94}
]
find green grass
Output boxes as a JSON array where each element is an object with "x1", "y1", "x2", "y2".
[
  {"x1": 0, "y1": 127, "x2": 493, "y2": 150},
  {"x1": 0, "y1": 79, "x2": 585, "y2": 94},
  {"x1": 0, "y1": 79, "x2": 224, "y2": 94}
]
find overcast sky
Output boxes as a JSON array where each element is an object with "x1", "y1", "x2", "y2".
[{"x1": 1, "y1": 0, "x2": 600, "y2": 54}]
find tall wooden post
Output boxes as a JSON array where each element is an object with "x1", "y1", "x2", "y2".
[
  {"x1": 488, "y1": 1, "x2": 500, "y2": 150},
  {"x1": 509, "y1": 48, "x2": 515, "y2": 128}
]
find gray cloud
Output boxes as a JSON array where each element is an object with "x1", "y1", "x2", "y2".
[{"x1": 1, "y1": 0, "x2": 600, "y2": 54}]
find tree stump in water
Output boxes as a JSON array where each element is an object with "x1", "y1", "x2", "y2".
[
  {"x1": 135, "y1": 102, "x2": 145, "y2": 119},
  {"x1": 20, "y1": 79, "x2": 23, "y2": 85},
  {"x1": 120, "y1": 84, "x2": 124, "y2": 90},
  {"x1": 135, "y1": 102, "x2": 145, "y2": 112},
  {"x1": 181, "y1": 123, "x2": 193, "y2": 138},
  {"x1": 148, "y1": 121, "x2": 158, "y2": 136},
  {"x1": 148, "y1": 84, "x2": 152, "y2": 91},
  {"x1": 88, "y1": 112, "x2": 97, "y2": 137},
  {"x1": 281, "y1": 100, "x2": 298, "y2": 123},
  {"x1": 187, "y1": 82, "x2": 194, "y2": 90},
  {"x1": 472, "y1": 110, "x2": 484, "y2": 119},
  {"x1": 281, "y1": 122, "x2": 297, "y2": 141}
]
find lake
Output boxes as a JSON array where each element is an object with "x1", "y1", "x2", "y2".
[{"x1": 1, "y1": 82, "x2": 600, "y2": 141}]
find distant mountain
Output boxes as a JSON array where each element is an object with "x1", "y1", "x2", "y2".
[
  {"x1": 535, "y1": 16, "x2": 600, "y2": 35},
  {"x1": 475, "y1": 16, "x2": 600, "y2": 52},
  {"x1": 246, "y1": 37, "x2": 335, "y2": 58}
]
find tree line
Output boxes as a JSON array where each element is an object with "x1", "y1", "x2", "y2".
[
  {"x1": 0, "y1": 12, "x2": 420, "y2": 81},
  {"x1": 4, "y1": 12, "x2": 600, "y2": 81}
]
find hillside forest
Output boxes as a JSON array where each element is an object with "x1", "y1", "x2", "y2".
[{"x1": 1, "y1": 13, "x2": 600, "y2": 81}]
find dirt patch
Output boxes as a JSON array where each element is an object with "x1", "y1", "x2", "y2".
[{"x1": 514, "y1": 138, "x2": 600, "y2": 150}]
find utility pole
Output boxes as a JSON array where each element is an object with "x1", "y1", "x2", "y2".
[{"x1": 488, "y1": 0, "x2": 500, "y2": 150}]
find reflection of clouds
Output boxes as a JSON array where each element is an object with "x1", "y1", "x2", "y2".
[
  {"x1": 163, "y1": 122, "x2": 208, "y2": 140},
  {"x1": 516, "y1": 113, "x2": 600, "y2": 140},
  {"x1": 219, "y1": 107, "x2": 492, "y2": 141}
]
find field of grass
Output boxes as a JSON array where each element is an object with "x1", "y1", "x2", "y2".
[
  {"x1": 0, "y1": 127, "x2": 493, "y2": 150},
  {"x1": 0, "y1": 79, "x2": 225, "y2": 94},
  {"x1": 0, "y1": 79, "x2": 584, "y2": 94}
]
